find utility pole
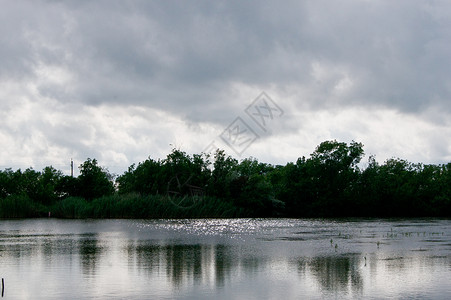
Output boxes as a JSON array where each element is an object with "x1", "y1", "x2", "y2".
[{"x1": 71, "y1": 159, "x2": 74, "y2": 177}]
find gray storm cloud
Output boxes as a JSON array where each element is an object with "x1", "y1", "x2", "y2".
[{"x1": 1, "y1": 0, "x2": 450, "y2": 173}]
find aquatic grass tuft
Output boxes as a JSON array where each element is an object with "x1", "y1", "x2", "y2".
[
  {"x1": 0, "y1": 195, "x2": 45, "y2": 218},
  {"x1": 48, "y1": 194, "x2": 244, "y2": 219}
]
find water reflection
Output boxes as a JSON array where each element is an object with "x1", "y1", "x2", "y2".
[
  {"x1": 125, "y1": 242, "x2": 370, "y2": 294},
  {"x1": 125, "y1": 243, "x2": 240, "y2": 288},
  {"x1": 79, "y1": 235, "x2": 103, "y2": 276},
  {"x1": 1, "y1": 219, "x2": 451, "y2": 299},
  {"x1": 296, "y1": 255, "x2": 363, "y2": 295}
]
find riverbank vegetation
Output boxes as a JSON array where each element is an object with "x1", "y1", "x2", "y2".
[{"x1": 1, "y1": 140, "x2": 450, "y2": 218}]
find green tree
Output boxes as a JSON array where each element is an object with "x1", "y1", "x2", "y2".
[
  {"x1": 117, "y1": 158, "x2": 162, "y2": 195},
  {"x1": 305, "y1": 140, "x2": 364, "y2": 216},
  {"x1": 78, "y1": 158, "x2": 114, "y2": 200},
  {"x1": 20, "y1": 168, "x2": 41, "y2": 201},
  {"x1": 55, "y1": 175, "x2": 80, "y2": 199},
  {"x1": 238, "y1": 173, "x2": 279, "y2": 216},
  {"x1": 435, "y1": 163, "x2": 451, "y2": 215},
  {"x1": 0, "y1": 168, "x2": 14, "y2": 198},
  {"x1": 236, "y1": 157, "x2": 273, "y2": 177},
  {"x1": 274, "y1": 157, "x2": 313, "y2": 216},
  {"x1": 355, "y1": 155, "x2": 381, "y2": 215},
  {"x1": 36, "y1": 166, "x2": 63, "y2": 205},
  {"x1": 208, "y1": 149, "x2": 238, "y2": 198},
  {"x1": 163, "y1": 149, "x2": 204, "y2": 197}
]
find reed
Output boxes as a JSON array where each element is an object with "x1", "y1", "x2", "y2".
[
  {"x1": 48, "y1": 194, "x2": 244, "y2": 219},
  {"x1": 0, "y1": 195, "x2": 44, "y2": 218},
  {"x1": 50, "y1": 197, "x2": 91, "y2": 218}
]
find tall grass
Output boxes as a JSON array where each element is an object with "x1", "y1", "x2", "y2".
[
  {"x1": 50, "y1": 197, "x2": 91, "y2": 218},
  {"x1": 47, "y1": 194, "x2": 244, "y2": 219},
  {"x1": 0, "y1": 195, "x2": 46, "y2": 218}
]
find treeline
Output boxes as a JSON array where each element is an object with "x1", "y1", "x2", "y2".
[{"x1": 1, "y1": 140, "x2": 450, "y2": 218}]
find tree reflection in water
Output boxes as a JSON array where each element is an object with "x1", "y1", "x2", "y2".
[
  {"x1": 125, "y1": 243, "x2": 239, "y2": 288},
  {"x1": 296, "y1": 255, "x2": 363, "y2": 294},
  {"x1": 124, "y1": 241, "x2": 368, "y2": 294},
  {"x1": 2, "y1": 219, "x2": 451, "y2": 299},
  {"x1": 79, "y1": 235, "x2": 103, "y2": 276}
]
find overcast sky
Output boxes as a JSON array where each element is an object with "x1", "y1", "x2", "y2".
[{"x1": 1, "y1": 0, "x2": 451, "y2": 176}]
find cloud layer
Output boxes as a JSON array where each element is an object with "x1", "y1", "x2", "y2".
[{"x1": 1, "y1": 0, "x2": 450, "y2": 174}]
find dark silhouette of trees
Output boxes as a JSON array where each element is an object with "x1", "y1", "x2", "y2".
[
  {"x1": 78, "y1": 158, "x2": 115, "y2": 201},
  {"x1": 117, "y1": 158, "x2": 163, "y2": 195},
  {"x1": 208, "y1": 149, "x2": 238, "y2": 199},
  {"x1": 1, "y1": 140, "x2": 450, "y2": 218}
]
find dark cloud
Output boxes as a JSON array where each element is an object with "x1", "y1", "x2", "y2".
[
  {"x1": 3, "y1": 1, "x2": 449, "y2": 114},
  {"x1": 1, "y1": 0, "x2": 451, "y2": 171}
]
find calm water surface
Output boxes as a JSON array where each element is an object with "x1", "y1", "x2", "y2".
[{"x1": 1, "y1": 218, "x2": 451, "y2": 299}]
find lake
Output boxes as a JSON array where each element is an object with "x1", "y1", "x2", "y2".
[{"x1": 1, "y1": 218, "x2": 450, "y2": 299}]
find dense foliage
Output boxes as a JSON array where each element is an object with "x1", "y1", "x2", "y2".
[{"x1": 1, "y1": 140, "x2": 450, "y2": 218}]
